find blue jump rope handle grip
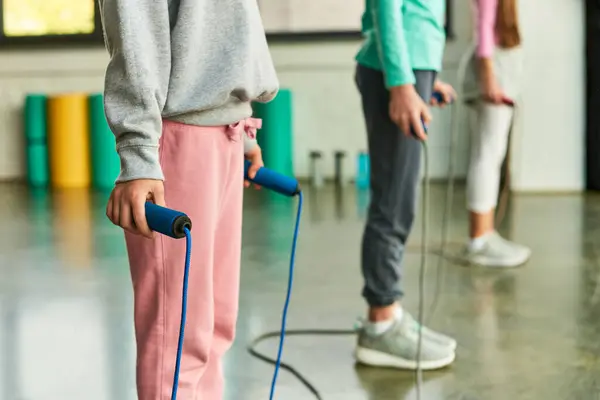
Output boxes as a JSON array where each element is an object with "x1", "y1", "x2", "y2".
[
  {"x1": 431, "y1": 91, "x2": 453, "y2": 104},
  {"x1": 145, "y1": 202, "x2": 192, "y2": 239},
  {"x1": 244, "y1": 160, "x2": 300, "y2": 197},
  {"x1": 411, "y1": 91, "x2": 453, "y2": 138}
]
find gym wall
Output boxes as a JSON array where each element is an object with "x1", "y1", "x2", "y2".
[{"x1": 0, "y1": 0, "x2": 585, "y2": 192}]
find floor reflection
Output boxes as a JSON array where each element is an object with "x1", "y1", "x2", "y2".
[{"x1": 0, "y1": 183, "x2": 599, "y2": 399}]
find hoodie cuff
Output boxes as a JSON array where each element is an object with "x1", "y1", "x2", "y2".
[{"x1": 116, "y1": 145, "x2": 164, "y2": 183}]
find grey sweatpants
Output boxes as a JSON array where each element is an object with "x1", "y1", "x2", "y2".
[{"x1": 355, "y1": 64, "x2": 436, "y2": 307}]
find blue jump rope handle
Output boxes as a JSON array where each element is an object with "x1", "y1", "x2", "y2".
[
  {"x1": 244, "y1": 160, "x2": 301, "y2": 197},
  {"x1": 431, "y1": 91, "x2": 452, "y2": 105},
  {"x1": 411, "y1": 91, "x2": 453, "y2": 138},
  {"x1": 145, "y1": 202, "x2": 192, "y2": 239},
  {"x1": 145, "y1": 159, "x2": 299, "y2": 234}
]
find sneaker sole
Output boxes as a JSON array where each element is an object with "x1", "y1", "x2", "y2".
[
  {"x1": 469, "y1": 251, "x2": 531, "y2": 268},
  {"x1": 442, "y1": 249, "x2": 530, "y2": 269},
  {"x1": 354, "y1": 347, "x2": 455, "y2": 370}
]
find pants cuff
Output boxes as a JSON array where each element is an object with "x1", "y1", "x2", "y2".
[
  {"x1": 468, "y1": 202, "x2": 496, "y2": 214},
  {"x1": 363, "y1": 294, "x2": 401, "y2": 308}
]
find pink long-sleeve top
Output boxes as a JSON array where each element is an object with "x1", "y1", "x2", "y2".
[{"x1": 474, "y1": 0, "x2": 499, "y2": 58}]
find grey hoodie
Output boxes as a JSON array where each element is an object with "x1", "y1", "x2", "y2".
[{"x1": 100, "y1": 0, "x2": 279, "y2": 182}]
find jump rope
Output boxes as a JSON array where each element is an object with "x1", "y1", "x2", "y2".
[{"x1": 145, "y1": 48, "x2": 515, "y2": 400}]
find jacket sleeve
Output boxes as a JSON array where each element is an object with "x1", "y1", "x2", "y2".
[
  {"x1": 100, "y1": 0, "x2": 171, "y2": 182},
  {"x1": 370, "y1": 0, "x2": 416, "y2": 87}
]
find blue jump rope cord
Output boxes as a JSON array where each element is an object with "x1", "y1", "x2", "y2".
[
  {"x1": 171, "y1": 194, "x2": 303, "y2": 400},
  {"x1": 172, "y1": 227, "x2": 192, "y2": 400},
  {"x1": 269, "y1": 191, "x2": 303, "y2": 400}
]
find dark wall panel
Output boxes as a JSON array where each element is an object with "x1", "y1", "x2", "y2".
[{"x1": 586, "y1": 0, "x2": 600, "y2": 189}]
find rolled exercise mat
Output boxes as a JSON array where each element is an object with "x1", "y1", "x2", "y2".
[
  {"x1": 47, "y1": 93, "x2": 91, "y2": 188},
  {"x1": 89, "y1": 93, "x2": 120, "y2": 190},
  {"x1": 252, "y1": 89, "x2": 294, "y2": 177},
  {"x1": 24, "y1": 94, "x2": 49, "y2": 187}
]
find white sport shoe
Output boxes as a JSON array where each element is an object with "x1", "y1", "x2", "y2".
[
  {"x1": 355, "y1": 315, "x2": 456, "y2": 371},
  {"x1": 464, "y1": 231, "x2": 531, "y2": 268},
  {"x1": 403, "y1": 313, "x2": 457, "y2": 351}
]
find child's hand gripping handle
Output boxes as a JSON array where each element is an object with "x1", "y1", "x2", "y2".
[
  {"x1": 145, "y1": 202, "x2": 192, "y2": 239},
  {"x1": 411, "y1": 91, "x2": 455, "y2": 139},
  {"x1": 432, "y1": 91, "x2": 450, "y2": 105},
  {"x1": 244, "y1": 160, "x2": 301, "y2": 197}
]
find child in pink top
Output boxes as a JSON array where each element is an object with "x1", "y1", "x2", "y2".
[
  {"x1": 462, "y1": 0, "x2": 532, "y2": 268},
  {"x1": 473, "y1": 0, "x2": 519, "y2": 102}
]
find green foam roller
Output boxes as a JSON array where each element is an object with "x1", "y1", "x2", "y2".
[
  {"x1": 253, "y1": 89, "x2": 294, "y2": 177},
  {"x1": 24, "y1": 94, "x2": 49, "y2": 187},
  {"x1": 89, "y1": 94, "x2": 120, "y2": 190},
  {"x1": 26, "y1": 143, "x2": 49, "y2": 188},
  {"x1": 24, "y1": 94, "x2": 47, "y2": 141}
]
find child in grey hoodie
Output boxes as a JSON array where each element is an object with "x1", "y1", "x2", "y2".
[{"x1": 100, "y1": 0, "x2": 279, "y2": 398}]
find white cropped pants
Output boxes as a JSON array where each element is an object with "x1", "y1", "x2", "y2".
[
  {"x1": 466, "y1": 102, "x2": 514, "y2": 213},
  {"x1": 464, "y1": 46, "x2": 523, "y2": 213}
]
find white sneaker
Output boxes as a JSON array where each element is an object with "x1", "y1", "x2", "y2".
[
  {"x1": 403, "y1": 313, "x2": 457, "y2": 351},
  {"x1": 464, "y1": 231, "x2": 531, "y2": 268},
  {"x1": 355, "y1": 316, "x2": 456, "y2": 370}
]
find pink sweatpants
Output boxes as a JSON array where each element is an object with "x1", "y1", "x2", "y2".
[{"x1": 125, "y1": 119, "x2": 258, "y2": 400}]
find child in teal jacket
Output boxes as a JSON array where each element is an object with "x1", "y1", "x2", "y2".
[{"x1": 354, "y1": 0, "x2": 458, "y2": 371}]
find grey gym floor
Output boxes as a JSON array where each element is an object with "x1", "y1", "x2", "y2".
[{"x1": 1, "y1": 182, "x2": 599, "y2": 400}]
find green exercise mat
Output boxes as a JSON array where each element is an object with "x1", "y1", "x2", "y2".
[
  {"x1": 26, "y1": 144, "x2": 49, "y2": 188},
  {"x1": 89, "y1": 94, "x2": 120, "y2": 190},
  {"x1": 253, "y1": 89, "x2": 294, "y2": 176},
  {"x1": 24, "y1": 94, "x2": 47, "y2": 141},
  {"x1": 24, "y1": 94, "x2": 49, "y2": 187}
]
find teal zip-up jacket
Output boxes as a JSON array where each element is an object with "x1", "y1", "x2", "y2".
[{"x1": 356, "y1": 0, "x2": 446, "y2": 88}]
